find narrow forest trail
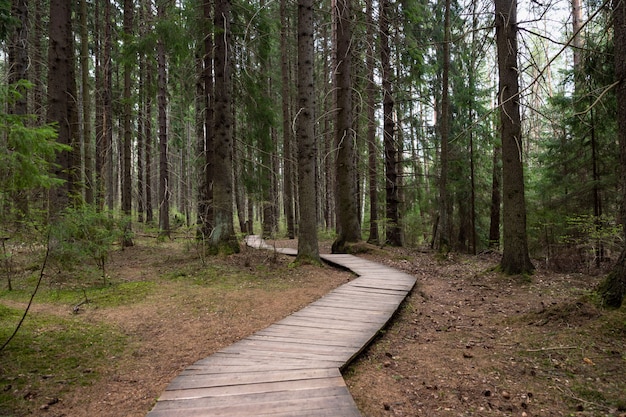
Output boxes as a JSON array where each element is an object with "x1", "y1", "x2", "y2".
[{"x1": 145, "y1": 236, "x2": 417, "y2": 417}]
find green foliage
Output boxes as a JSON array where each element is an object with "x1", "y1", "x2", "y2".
[
  {"x1": 0, "y1": 0, "x2": 17, "y2": 41},
  {"x1": 0, "y1": 81, "x2": 70, "y2": 193},
  {"x1": 49, "y1": 207, "x2": 130, "y2": 281}
]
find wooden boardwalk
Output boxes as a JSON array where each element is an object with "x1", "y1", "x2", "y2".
[{"x1": 146, "y1": 236, "x2": 416, "y2": 417}]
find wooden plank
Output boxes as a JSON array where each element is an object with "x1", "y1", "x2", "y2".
[
  {"x1": 165, "y1": 368, "x2": 340, "y2": 391},
  {"x1": 147, "y1": 236, "x2": 418, "y2": 417},
  {"x1": 155, "y1": 385, "x2": 351, "y2": 410},
  {"x1": 246, "y1": 333, "x2": 366, "y2": 349},
  {"x1": 158, "y1": 374, "x2": 347, "y2": 401},
  {"x1": 149, "y1": 393, "x2": 360, "y2": 417}
]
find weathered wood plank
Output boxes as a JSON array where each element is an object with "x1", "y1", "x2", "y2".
[{"x1": 146, "y1": 236, "x2": 417, "y2": 417}]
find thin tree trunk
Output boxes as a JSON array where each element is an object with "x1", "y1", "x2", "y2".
[
  {"x1": 496, "y1": 0, "x2": 534, "y2": 274},
  {"x1": 157, "y1": 0, "x2": 170, "y2": 238},
  {"x1": 122, "y1": 0, "x2": 134, "y2": 246},
  {"x1": 365, "y1": 0, "x2": 379, "y2": 245},
  {"x1": 145, "y1": 55, "x2": 154, "y2": 224},
  {"x1": 434, "y1": 0, "x2": 451, "y2": 252},
  {"x1": 381, "y1": 0, "x2": 402, "y2": 247},
  {"x1": 79, "y1": 0, "x2": 94, "y2": 205},
  {"x1": 281, "y1": 0, "x2": 296, "y2": 239}
]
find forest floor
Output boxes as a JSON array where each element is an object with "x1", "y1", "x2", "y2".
[{"x1": 0, "y1": 236, "x2": 625, "y2": 417}]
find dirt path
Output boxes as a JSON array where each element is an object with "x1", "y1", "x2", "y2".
[{"x1": 346, "y1": 250, "x2": 626, "y2": 417}]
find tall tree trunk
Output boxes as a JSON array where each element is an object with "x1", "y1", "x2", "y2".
[
  {"x1": 9, "y1": 0, "x2": 28, "y2": 115},
  {"x1": 157, "y1": 0, "x2": 170, "y2": 237},
  {"x1": 145, "y1": 61, "x2": 154, "y2": 224},
  {"x1": 8, "y1": 0, "x2": 29, "y2": 216},
  {"x1": 30, "y1": 0, "x2": 45, "y2": 123},
  {"x1": 332, "y1": 0, "x2": 361, "y2": 253},
  {"x1": 100, "y1": 0, "x2": 114, "y2": 210},
  {"x1": 47, "y1": 0, "x2": 80, "y2": 214},
  {"x1": 122, "y1": 0, "x2": 134, "y2": 246},
  {"x1": 434, "y1": 0, "x2": 451, "y2": 252},
  {"x1": 381, "y1": 0, "x2": 402, "y2": 247},
  {"x1": 598, "y1": 0, "x2": 626, "y2": 307},
  {"x1": 281, "y1": 0, "x2": 296, "y2": 239},
  {"x1": 495, "y1": 0, "x2": 534, "y2": 275},
  {"x1": 198, "y1": 0, "x2": 214, "y2": 239},
  {"x1": 210, "y1": 0, "x2": 239, "y2": 254},
  {"x1": 295, "y1": 0, "x2": 320, "y2": 263},
  {"x1": 365, "y1": 0, "x2": 379, "y2": 245},
  {"x1": 79, "y1": 0, "x2": 94, "y2": 205}
]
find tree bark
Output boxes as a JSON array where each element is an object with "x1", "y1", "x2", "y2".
[
  {"x1": 332, "y1": 0, "x2": 361, "y2": 253},
  {"x1": 8, "y1": 0, "x2": 29, "y2": 216},
  {"x1": 122, "y1": 0, "x2": 134, "y2": 246},
  {"x1": 381, "y1": 0, "x2": 402, "y2": 247},
  {"x1": 198, "y1": 0, "x2": 214, "y2": 239},
  {"x1": 79, "y1": 0, "x2": 94, "y2": 205},
  {"x1": 295, "y1": 0, "x2": 320, "y2": 263},
  {"x1": 47, "y1": 0, "x2": 80, "y2": 214},
  {"x1": 281, "y1": 0, "x2": 296, "y2": 240},
  {"x1": 210, "y1": 0, "x2": 239, "y2": 254},
  {"x1": 495, "y1": 0, "x2": 534, "y2": 274},
  {"x1": 365, "y1": 0, "x2": 379, "y2": 245},
  {"x1": 157, "y1": 0, "x2": 170, "y2": 238},
  {"x1": 434, "y1": 0, "x2": 452, "y2": 252},
  {"x1": 598, "y1": 0, "x2": 626, "y2": 307},
  {"x1": 489, "y1": 142, "x2": 502, "y2": 248}
]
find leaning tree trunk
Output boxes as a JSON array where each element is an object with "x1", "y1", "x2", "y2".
[
  {"x1": 598, "y1": 0, "x2": 626, "y2": 307},
  {"x1": 495, "y1": 0, "x2": 534, "y2": 275}
]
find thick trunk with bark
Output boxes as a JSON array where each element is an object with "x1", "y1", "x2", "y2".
[
  {"x1": 295, "y1": 0, "x2": 320, "y2": 263},
  {"x1": 599, "y1": 0, "x2": 626, "y2": 307},
  {"x1": 210, "y1": 0, "x2": 239, "y2": 254},
  {"x1": 47, "y1": 0, "x2": 79, "y2": 213},
  {"x1": 332, "y1": 0, "x2": 361, "y2": 253},
  {"x1": 495, "y1": 0, "x2": 534, "y2": 274}
]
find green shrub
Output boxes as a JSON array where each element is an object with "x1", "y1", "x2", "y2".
[{"x1": 49, "y1": 206, "x2": 129, "y2": 282}]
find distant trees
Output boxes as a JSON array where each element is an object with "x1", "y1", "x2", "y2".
[{"x1": 1, "y1": 0, "x2": 625, "y2": 283}]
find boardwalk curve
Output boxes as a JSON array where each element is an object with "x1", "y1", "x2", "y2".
[{"x1": 146, "y1": 236, "x2": 417, "y2": 417}]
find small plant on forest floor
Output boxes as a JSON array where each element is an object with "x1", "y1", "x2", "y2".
[{"x1": 49, "y1": 206, "x2": 129, "y2": 283}]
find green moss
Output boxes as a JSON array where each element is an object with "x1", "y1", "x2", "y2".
[{"x1": 0, "y1": 305, "x2": 126, "y2": 416}]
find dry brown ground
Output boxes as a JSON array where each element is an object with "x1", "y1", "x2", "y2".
[{"x1": 2, "y1": 238, "x2": 625, "y2": 417}]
